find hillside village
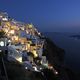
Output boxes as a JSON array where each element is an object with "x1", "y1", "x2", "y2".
[{"x1": 0, "y1": 12, "x2": 58, "y2": 74}]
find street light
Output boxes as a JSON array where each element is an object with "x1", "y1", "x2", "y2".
[
  {"x1": 54, "y1": 70, "x2": 58, "y2": 75},
  {"x1": 0, "y1": 41, "x2": 5, "y2": 46}
]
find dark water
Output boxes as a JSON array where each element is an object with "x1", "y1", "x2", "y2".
[{"x1": 44, "y1": 32, "x2": 80, "y2": 73}]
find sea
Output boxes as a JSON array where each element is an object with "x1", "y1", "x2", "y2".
[{"x1": 43, "y1": 32, "x2": 80, "y2": 73}]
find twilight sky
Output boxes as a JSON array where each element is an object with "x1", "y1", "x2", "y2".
[{"x1": 0, "y1": 0, "x2": 80, "y2": 32}]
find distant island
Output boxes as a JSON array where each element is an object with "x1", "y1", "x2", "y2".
[{"x1": 70, "y1": 35, "x2": 80, "y2": 39}]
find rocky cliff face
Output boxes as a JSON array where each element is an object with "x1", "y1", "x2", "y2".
[{"x1": 43, "y1": 37, "x2": 65, "y2": 66}]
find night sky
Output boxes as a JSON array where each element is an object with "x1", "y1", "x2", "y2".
[{"x1": 0, "y1": 0, "x2": 80, "y2": 32}]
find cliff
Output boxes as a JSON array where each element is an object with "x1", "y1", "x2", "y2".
[{"x1": 43, "y1": 37, "x2": 65, "y2": 66}]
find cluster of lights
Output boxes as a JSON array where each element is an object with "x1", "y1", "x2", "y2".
[
  {"x1": 0, "y1": 14, "x2": 58, "y2": 74},
  {"x1": 4, "y1": 29, "x2": 8, "y2": 33},
  {"x1": 48, "y1": 64, "x2": 58, "y2": 75},
  {"x1": 11, "y1": 36, "x2": 18, "y2": 41},
  {"x1": 3, "y1": 21, "x2": 57, "y2": 75},
  {"x1": 2, "y1": 17, "x2": 8, "y2": 21}
]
